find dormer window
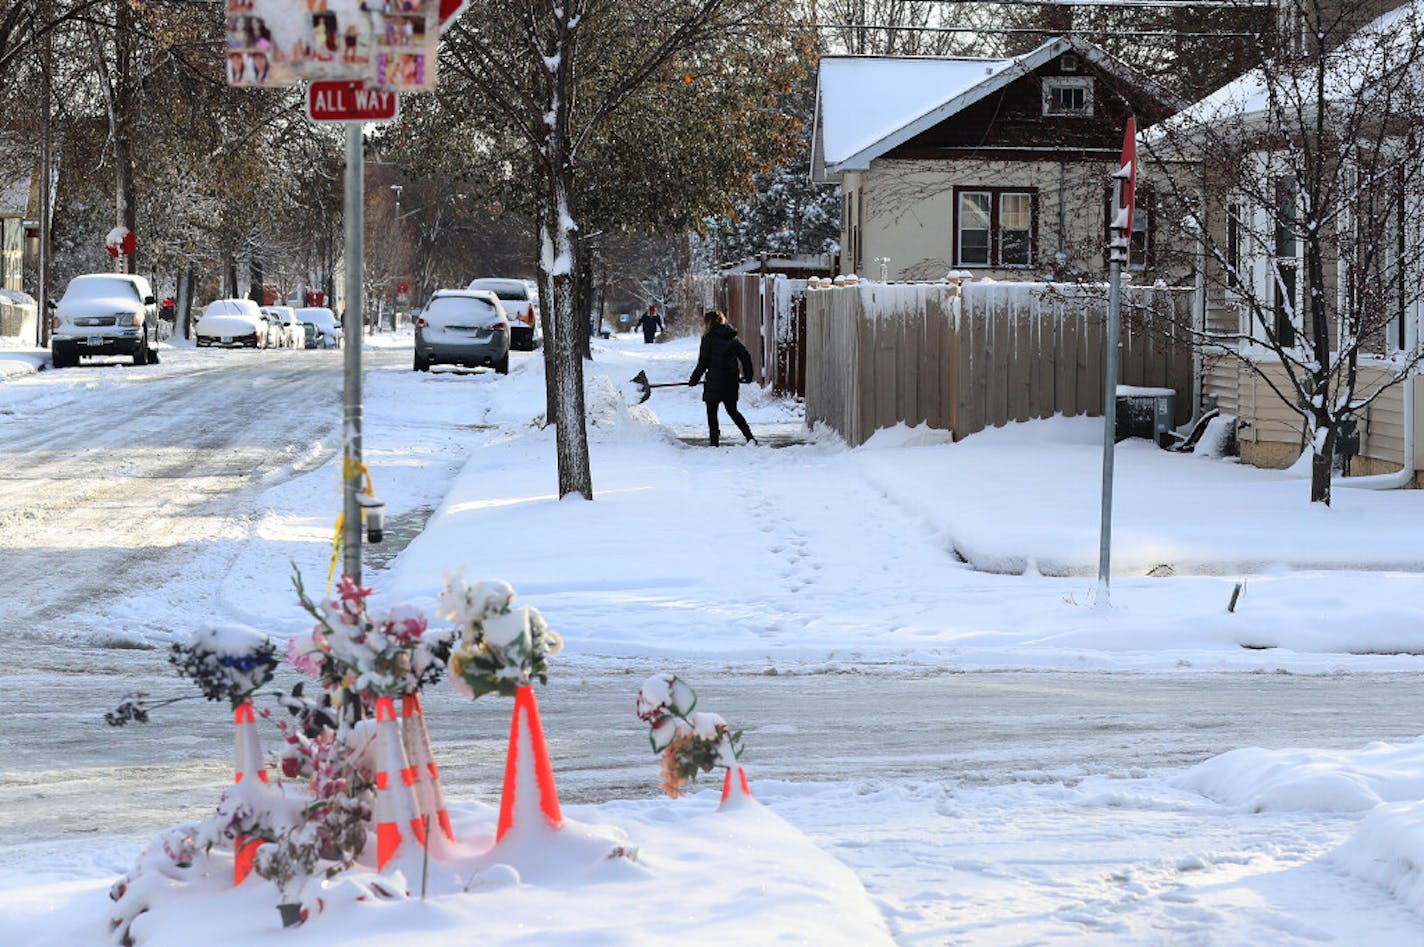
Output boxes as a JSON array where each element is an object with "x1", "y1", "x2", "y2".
[{"x1": 1043, "y1": 76, "x2": 1093, "y2": 116}]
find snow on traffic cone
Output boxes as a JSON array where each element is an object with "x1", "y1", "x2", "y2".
[
  {"x1": 719, "y1": 763, "x2": 752, "y2": 808},
  {"x1": 373, "y1": 696, "x2": 426, "y2": 872},
  {"x1": 400, "y1": 693, "x2": 454, "y2": 843},
  {"x1": 496, "y1": 685, "x2": 563, "y2": 841},
  {"x1": 232, "y1": 700, "x2": 269, "y2": 886}
]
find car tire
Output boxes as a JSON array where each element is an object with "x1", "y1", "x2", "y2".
[
  {"x1": 132, "y1": 332, "x2": 149, "y2": 366},
  {"x1": 414, "y1": 352, "x2": 430, "y2": 372},
  {"x1": 150, "y1": 345, "x2": 160, "y2": 365},
  {"x1": 51, "y1": 342, "x2": 73, "y2": 368},
  {"x1": 495, "y1": 353, "x2": 510, "y2": 375}
]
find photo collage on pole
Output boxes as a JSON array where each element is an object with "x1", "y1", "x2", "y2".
[{"x1": 226, "y1": 0, "x2": 438, "y2": 91}]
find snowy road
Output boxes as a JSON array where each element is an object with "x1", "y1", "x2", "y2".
[
  {"x1": 5, "y1": 336, "x2": 1424, "y2": 943},
  {"x1": 0, "y1": 349, "x2": 348, "y2": 647}
]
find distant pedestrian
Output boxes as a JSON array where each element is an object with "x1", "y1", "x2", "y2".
[
  {"x1": 636, "y1": 304, "x2": 663, "y2": 343},
  {"x1": 689, "y1": 310, "x2": 756, "y2": 447}
]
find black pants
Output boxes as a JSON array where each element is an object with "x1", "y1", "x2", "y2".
[
  {"x1": 643, "y1": 329, "x2": 657, "y2": 343},
  {"x1": 706, "y1": 397, "x2": 753, "y2": 446}
]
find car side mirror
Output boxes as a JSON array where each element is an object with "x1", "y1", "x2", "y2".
[
  {"x1": 144, "y1": 295, "x2": 156, "y2": 306},
  {"x1": 45, "y1": 298, "x2": 57, "y2": 310}
]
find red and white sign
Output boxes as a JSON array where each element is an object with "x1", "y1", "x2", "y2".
[
  {"x1": 307, "y1": 80, "x2": 400, "y2": 124},
  {"x1": 105, "y1": 227, "x2": 136, "y2": 258},
  {"x1": 438, "y1": 0, "x2": 467, "y2": 31},
  {"x1": 1116, "y1": 116, "x2": 1137, "y2": 235}
]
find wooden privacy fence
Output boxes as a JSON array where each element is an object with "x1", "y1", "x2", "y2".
[
  {"x1": 723, "y1": 273, "x2": 809, "y2": 396},
  {"x1": 805, "y1": 281, "x2": 1194, "y2": 446}
]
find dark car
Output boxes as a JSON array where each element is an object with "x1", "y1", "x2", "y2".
[{"x1": 414, "y1": 290, "x2": 511, "y2": 373}]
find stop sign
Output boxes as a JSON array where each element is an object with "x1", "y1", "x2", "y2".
[{"x1": 439, "y1": 0, "x2": 466, "y2": 31}]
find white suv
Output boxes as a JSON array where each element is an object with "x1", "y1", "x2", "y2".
[{"x1": 51, "y1": 273, "x2": 161, "y2": 367}]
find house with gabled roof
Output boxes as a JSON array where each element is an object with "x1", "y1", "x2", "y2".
[{"x1": 811, "y1": 36, "x2": 1185, "y2": 282}]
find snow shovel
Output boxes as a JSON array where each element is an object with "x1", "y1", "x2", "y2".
[{"x1": 630, "y1": 370, "x2": 699, "y2": 404}]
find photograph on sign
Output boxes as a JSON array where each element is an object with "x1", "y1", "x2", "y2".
[{"x1": 226, "y1": 0, "x2": 437, "y2": 91}]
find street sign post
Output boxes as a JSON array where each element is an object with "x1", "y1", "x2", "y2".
[
  {"x1": 307, "y1": 81, "x2": 400, "y2": 123},
  {"x1": 1097, "y1": 117, "x2": 1138, "y2": 605}
]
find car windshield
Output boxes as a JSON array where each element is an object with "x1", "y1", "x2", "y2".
[
  {"x1": 63, "y1": 276, "x2": 140, "y2": 302},
  {"x1": 426, "y1": 296, "x2": 498, "y2": 322}
]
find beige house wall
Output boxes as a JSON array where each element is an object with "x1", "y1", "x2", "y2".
[
  {"x1": 855, "y1": 158, "x2": 1165, "y2": 283},
  {"x1": 1234, "y1": 359, "x2": 1421, "y2": 479}
]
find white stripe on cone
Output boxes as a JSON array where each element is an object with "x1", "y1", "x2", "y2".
[{"x1": 374, "y1": 696, "x2": 426, "y2": 871}]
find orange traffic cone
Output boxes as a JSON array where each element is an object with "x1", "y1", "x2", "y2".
[
  {"x1": 719, "y1": 763, "x2": 751, "y2": 808},
  {"x1": 373, "y1": 696, "x2": 426, "y2": 871},
  {"x1": 496, "y1": 685, "x2": 563, "y2": 841},
  {"x1": 400, "y1": 693, "x2": 454, "y2": 843},
  {"x1": 233, "y1": 700, "x2": 269, "y2": 885}
]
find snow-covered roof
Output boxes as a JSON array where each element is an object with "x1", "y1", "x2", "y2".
[
  {"x1": 816, "y1": 55, "x2": 1014, "y2": 170},
  {"x1": 814, "y1": 36, "x2": 1185, "y2": 181},
  {"x1": 1147, "y1": 2, "x2": 1424, "y2": 143}
]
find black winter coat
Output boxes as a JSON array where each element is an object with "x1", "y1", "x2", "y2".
[{"x1": 690, "y1": 323, "x2": 753, "y2": 403}]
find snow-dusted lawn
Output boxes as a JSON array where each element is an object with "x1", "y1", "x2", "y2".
[{"x1": 6, "y1": 329, "x2": 1424, "y2": 943}]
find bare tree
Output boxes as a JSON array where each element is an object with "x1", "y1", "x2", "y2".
[
  {"x1": 1146, "y1": 0, "x2": 1424, "y2": 504},
  {"x1": 441, "y1": 0, "x2": 801, "y2": 499}
]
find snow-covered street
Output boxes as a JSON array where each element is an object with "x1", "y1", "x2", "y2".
[{"x1": 5, "y1": 333, "x2": 1424, "y2": 943}]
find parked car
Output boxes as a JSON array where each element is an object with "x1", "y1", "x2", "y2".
[
  {"x1": 50, "y1": 273, "x2": 161, "y2": 367},
  {"x1": 295, "y1": 306, "x2": 343, "y2": 349},
  {"x1": 261, "y1": 306, "x2": 303, "y2": 349},
  {"x1": 300, "y1": 321, "x2": 320, "y2": 349},
  {"x1": 414, "y1": 289, "x2": 510, "y2": 373},
  {"x1": 258, "y1": 310, "x2": 287, "y2": 349},
  {"x1": 196, "y1": 299, "x2": 266, "y2": 348},
  {"x1": 467, "y1": 278, "x2": 539, "y2": 351}
]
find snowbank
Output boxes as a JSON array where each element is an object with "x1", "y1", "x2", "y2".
[{"x1": 0, "y1": 797, "x2": 891, "y2": 946}]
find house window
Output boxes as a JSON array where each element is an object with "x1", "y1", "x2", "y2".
[
  {"x1": 955, "y1": 187, "x2": 1036, "y2": 267},
  {"x1": 1060, "y1": 53, "x2": 1080, "y2": 73},
  {"x1": 1043, "y1": 77, "x2": 1093, "y2": 116},
  {"x1": 1273, "y1": 176, "x2": 1298, "y2": 347}
]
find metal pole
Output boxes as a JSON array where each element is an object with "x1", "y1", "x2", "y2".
[
  {"x1": 37, "y1": 23, "x2": 51, "y2": 347},
  {"x1": 1097, "y1": 176, "x2": 1126, "y2": 603},
  {"x1": 342, "y1": 123, "x2": 364, "y2": 582}
]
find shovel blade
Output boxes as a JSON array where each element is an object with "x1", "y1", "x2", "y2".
[{"x1": 631, "y1": 370, "x2": 652, "y2": 404}]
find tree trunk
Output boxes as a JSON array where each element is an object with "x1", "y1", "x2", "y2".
[
  {"x1": 1309, "y1": 422, "x2": 1334, "y2": 506},
  {"x1": 540, "y1": 167, "x2": 593, "y2": 500},
  {"x1": 249, "y1": 258, "x2": 264, "y2": 304},
  {"x1": 575, "y1": 247, "x2": 593, "y2": 360},
  {"x1": 177, "y1": 265, "x2": 192, "y2": 338},
  {"x1": 113, "y1": 0, "x2": 137, "y2": 275},
  {"x1": 538, "y1": 261, "x2": 558, "y2": 427}
]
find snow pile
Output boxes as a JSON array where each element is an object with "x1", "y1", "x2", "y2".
[
  {"x1": 1329, "y1": 801, "x2": 1424, "y2": 922},
  {"x1": 855, "y1": 414, "x2": 1424, "y2": 575},
  {"x1": 1172, "y1": 741, "x2": 1424, "y2": 813},
  {"x1": 1192, "y1": 413, "x2": 1237, "y2": 458},
  {"x1": 0, "y1": 797, "x2": 889, "y2": 946},
  {"x1": 858, "y1": 421, "x2": 954, "y2": 449}
]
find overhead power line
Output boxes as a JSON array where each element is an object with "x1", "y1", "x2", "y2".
[{"x1": 797, "y1": 21, "x2": 1260, "y2": 38}]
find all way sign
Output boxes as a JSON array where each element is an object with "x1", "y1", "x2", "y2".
[{"x1": 307, "y1": 81, "x2": 400, "y2": 124}]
